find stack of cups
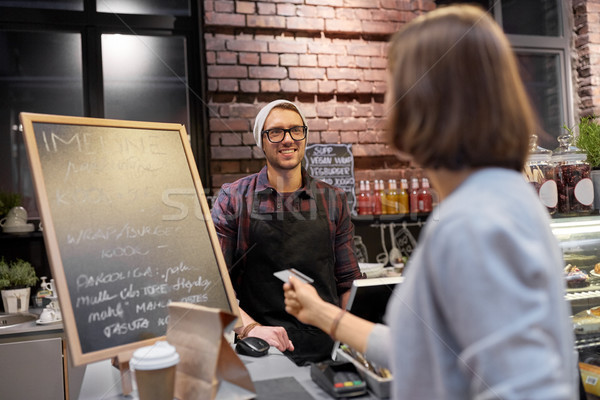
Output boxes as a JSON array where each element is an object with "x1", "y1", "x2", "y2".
[{"x1": 130, "y1": 341, "x2": 180, "y2": 400}]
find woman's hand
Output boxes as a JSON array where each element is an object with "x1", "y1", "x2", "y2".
[{"x1": 283, "y1": 275, "x2": 327, "y2": 328}]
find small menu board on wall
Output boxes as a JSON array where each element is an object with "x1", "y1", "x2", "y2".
[
  {"x1": 303, "y1": 144, "x2": 356, "y2": 213},
  {"x1": 20, "y1": 113, "x2": 238, "y2": 366}
]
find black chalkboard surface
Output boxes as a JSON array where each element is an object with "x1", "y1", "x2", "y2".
[
  {"x1": 303, "y1": 144, "x2": 356, "y2": 213},
  {"x1": 20, "y1": 113, "x2": 238, "y2": 366}
]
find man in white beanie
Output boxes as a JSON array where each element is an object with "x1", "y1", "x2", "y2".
[{"x1": 211, "y1": 99, "x2": 361, "y2": 365}]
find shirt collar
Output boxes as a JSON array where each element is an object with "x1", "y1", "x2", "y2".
[{"x1": 255, "y1": 166, "x2": 315, "y2": 199}]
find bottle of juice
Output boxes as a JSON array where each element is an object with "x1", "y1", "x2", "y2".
[
  {"x1": 364, "y1": 180, "x2": 373, "y2": 215},
  {"x1": 372, "y1": 180, "x2": 382, "y2": 215},
  {"x1": 409, "y1": 177, "x2": 420, "y2": 214},
  {"x1": 357, "y1": 180, "x2": 372, "y2": 215},
  {"x1": 418, "y1": 178, "x2": 433, "y2": 213},
  {"x1": 398, "y1": 178, "x2": 409, "y2": 214},
  {"x1": 386, "y1": 179, "x2": 399, "y2": 214}
]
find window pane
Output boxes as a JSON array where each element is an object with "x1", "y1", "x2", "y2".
[
  {"x1": 97, "y1": 0, "x2": 190, "y2": 16},
  {"x1": 0, "y1": 0, "x2": 82, "y2": 11},
  {"x1": 516, "y1": 52, "x2": 562, "y2": 149},
  {"x1": 502, "y1": 0, "x2": 559, "y2": 36},
  {"x1": 102, "y1": 34, "x2": 189, "y2": 129},
  {"x1": 0, "y1": 31, "x2": 83, "y2": 217}
]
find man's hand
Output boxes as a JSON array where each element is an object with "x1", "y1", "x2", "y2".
[{"x1": 247, "y1": 324, "x2": 294, "y2": 352}]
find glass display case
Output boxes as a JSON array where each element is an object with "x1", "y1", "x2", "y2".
[{"x1": 551, "y1": 216, "x2": 600, "y2": 350}]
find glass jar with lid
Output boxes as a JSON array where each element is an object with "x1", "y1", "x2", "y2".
[
  {"x1": 524, "y1": 134, "x2": 557, "y2": 214},
  {"x1": 552, "y1": 131, "x2": 594, "y2": 215}
]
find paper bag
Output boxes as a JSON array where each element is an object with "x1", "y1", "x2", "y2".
[{"x1": 166, "y1": 302, "x2": 255, "y2": 400}]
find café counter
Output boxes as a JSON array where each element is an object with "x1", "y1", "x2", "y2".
[{"x1": 0, "y1": 315, "x2": 382, "y2": 399}]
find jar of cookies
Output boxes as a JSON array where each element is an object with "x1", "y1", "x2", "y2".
[
  {"x1": 552, "y1": 131, "x2": 594, "y2": 215},
  {"x1": 524, "y1": 134, "x2": 557, "y2": 214}
]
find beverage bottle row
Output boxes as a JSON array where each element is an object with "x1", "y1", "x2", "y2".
[{"x1": 356, "y1": 178, "x2": 433, "y2": 215}]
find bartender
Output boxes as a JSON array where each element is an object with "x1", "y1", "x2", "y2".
[{"x1": 211, "y1": 99, "x2": 362, "y2": 365}]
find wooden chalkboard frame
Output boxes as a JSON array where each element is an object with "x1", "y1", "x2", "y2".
[{"x1": 20, "y1": 113, "x2": 239, "y2": 366}]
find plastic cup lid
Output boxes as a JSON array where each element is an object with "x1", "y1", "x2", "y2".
[{"x1": 130, "y1": 341, "x2": 180, "y2": 370}]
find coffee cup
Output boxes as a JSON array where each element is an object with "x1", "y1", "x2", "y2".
[
  {"x1": 0, "y1": 206, "x2": 28, "y2": 228},
  {"x1": 39, "y1": 308, "x2": 57, "y2": 323},
  {"x1": 130, "y1": 341, "x2": 179, "y2": 400}
]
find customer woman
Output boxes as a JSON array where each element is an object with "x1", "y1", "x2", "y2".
[{"x1": 283, "y1": 4, "x2": 578, "y2": 399}]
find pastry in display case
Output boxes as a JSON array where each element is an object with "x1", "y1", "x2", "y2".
[{"x1": 551, "y1": 216, "x2": 600, "y2": 349}]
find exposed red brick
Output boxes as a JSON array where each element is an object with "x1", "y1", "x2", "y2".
[
  {"x1": 257, "y1": 2, "x2": 276, "y2": 14},
  {"x1": 337, "y1": 80, "x2": 358, "y2": 93},
  {"x1": 317, "y1": 54, "x2": 336, "y2": 67},
  {"x1": 289, "y1": 67, "x2": 326, "y2": 79},
  {"x1": 236, "y1": 1, "x2": 255, "y2": 14},
  {"x1": 208, "y1": 79, "x2": 218, "y2": 91},
  {"x1": 249, "y1": 66, "x2": 287, "y2": 79},
  {"x1": 287, "y1": 17, "x2": 324, "y2": 31},
  {"x1": 205, "y1": 36, "x2": 226, "y2": 51},
  {"x1": 308, "y1": 41, "x2": 346, "y2": 55},
  {"x1": 239, "y1": 52, "x2": 260, "y2": 65},
  {"x1": 299, "y1": 54, "x2": 318, "y2": 66},
  {"x1": 280, "y1": 53, "x2": 299, "y2": 66},
  {"x1": 280, "y1": 79, "x2": 300, "y2": 92},
  {"x1": 206, "y1": 51, "x2": 216, "y2": 64},
  {"x1": 247, "y1": 15, "x2": 287, "y2": 29},
  {"x1": 364, "y1": 69, "x2": 387, "y2": 81},
  {"x1": 306, "y1": 0, "x2": 343, "y2": 6},
  {"x1": 260, "y1": 53, "x2": 279, "y2": 65},
  {"x1": 341, "y1": 131, "x2": 359, "y2": 143},
  {"x1": 277, "y1": 3, "x2": 296, "y2": 16},
  {"x1": 371, "y1": 57, "x2": 388, "y2": 69},
  {"x1": 345, "y1": 0, "x2": 378, "y2": 8},
  {"x1": 325, "y1": 19, "x2": 362, "y2": 33},
  {"x1": 207, "y1": 65, "x2": 247, "y2": 78},
  {"x1": 318, "y1": 80, "x2": 337, "y2": 93},
  {"x1": 261, "y1": 80, "x2": 282, "y2": 92},
  {"x1": 220, "y1": 132, "x2": 243, "y2": 146},
  {"x1": 211, "y1": 146, "x2": 253, "y2": 160},
  {"x1": 213, "y1": 1, "x2": 234, "y2": 13},
  {"x1": 229, "y1": 104, "x2": 258, "y2": 118},
  {"x1": 227, "y1": 39, "x2": 267, "y2": 52},
  {"x1": 316, "y1": 104, "x2": 336, "y2": 118},
  {"x1": 328, "y1": 67, "x2": 363, "y2": 80},
  {"x1": 321, "y1": 131, "x2": 341, "y2": 142},
  {"x1": 216, "y1": 51, "x2": 237, "y2": 64},
  {"x1": 268, "y1": 40, "x2": 308, "y2": 54},
  {"x1": 347, "y1": 43, "x2": 382, "y2": 56},
  {"x1": 299, "y1": 80, "x2": 318, "y2": 92},
  {"x1": 205, "y1": 12, "x2": 246, "y2": 27},
  {"x1": 240, "y1": 80, "x2": 260, "y2": 93},
  {"x1": 218, "y1": 79, "x2": 239, "y2": 91},
  {"x1": 210, "y1": 118, "x2": 250, "y2": 132},
  {"x1": 307, "y1": 118, "x2": 329, "y2": 131}
]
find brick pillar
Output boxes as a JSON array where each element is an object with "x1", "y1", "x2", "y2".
[{"x1": 573, "y1": 0, "x2": 600, "y2": 117}]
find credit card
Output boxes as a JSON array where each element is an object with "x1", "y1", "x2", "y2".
[{"x1": 273, "y1": 268, "x2": 314, "y2": 284}]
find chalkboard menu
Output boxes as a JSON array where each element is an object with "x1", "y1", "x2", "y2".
[
  {"x1": 20, "y1": 113, "x2": 238, "y2": 366},
  {"x1": 303, "y1": 144, "x2": 356, "y2": 213}
]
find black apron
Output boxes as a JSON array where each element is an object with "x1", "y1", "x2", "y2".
[{"x1": 236, "y1": 188, "x2": 339, "y2": 365}]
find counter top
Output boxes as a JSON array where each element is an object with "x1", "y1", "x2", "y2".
[
  {"x1": 0, "y1": 308, "x2": 63, "y2": 337},
  {"x1": 78, "y1": 346, "x2": 381, "y2": 399}
]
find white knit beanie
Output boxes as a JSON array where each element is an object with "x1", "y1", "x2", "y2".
[{"x1": 253, "y1": 99, "x2": 308, "y2": 149}]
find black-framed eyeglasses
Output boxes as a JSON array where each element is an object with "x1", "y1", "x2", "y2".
[{"x1": 262, "y1": 125, "x2": 307, "y2": 143}]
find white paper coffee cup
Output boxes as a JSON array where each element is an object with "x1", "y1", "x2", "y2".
[{"x1": 130, "y1": 341, "x2": 180, "y2": 400}]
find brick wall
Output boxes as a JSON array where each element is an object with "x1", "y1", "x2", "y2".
[
  {"x1": 573, "y1": 0, "x2": 600, "y2": 118},
  {"x1": 204, "y1": 0, "x2": 436, "y2": 193}
]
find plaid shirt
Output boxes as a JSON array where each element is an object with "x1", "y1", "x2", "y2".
[{"x1": 211, "y1": 166, "x2": 361, "y2": 295}]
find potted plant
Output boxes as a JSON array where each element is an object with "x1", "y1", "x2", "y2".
[
  {"x1": 0, "y1": 258, "x2": 39, "y2": 313},
  {"x1": 0, "y1": 191, "x2": 22, "y2": 220},
  {"x1": 574, "y1": 116, "x2": 600, "y2": 210}
]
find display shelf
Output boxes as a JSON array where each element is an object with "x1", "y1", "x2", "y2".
[{"x1": 567, "y1": 290, "x2": 600, "y2": 302}]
